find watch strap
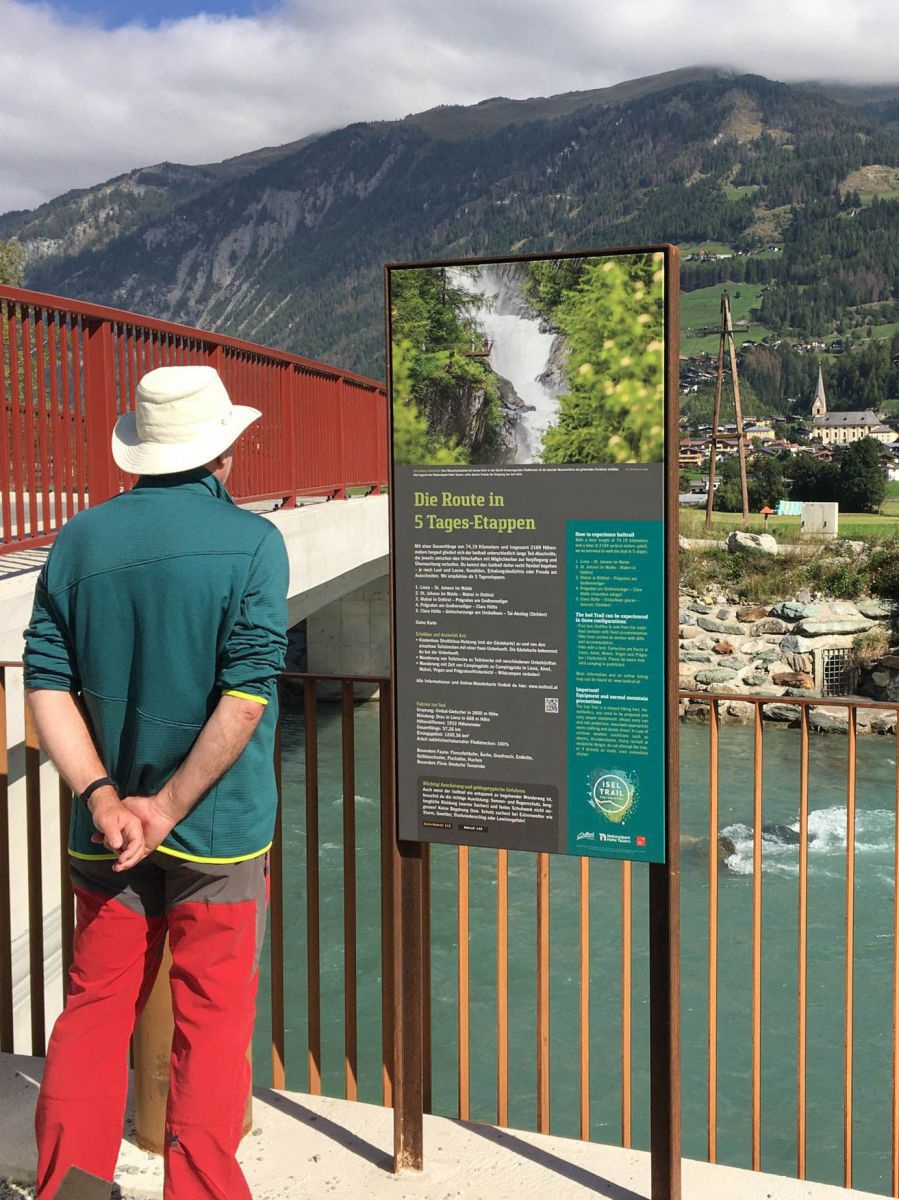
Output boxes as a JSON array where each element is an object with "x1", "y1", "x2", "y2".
[{"x1": 79, "y1": 776, "x2": 117, "y2": 809}]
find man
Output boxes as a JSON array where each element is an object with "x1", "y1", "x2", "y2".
[{"x1": 23, "y1": 365, "x2": 289, "y2": 1199}]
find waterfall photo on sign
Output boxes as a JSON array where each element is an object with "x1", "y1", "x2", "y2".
[{"x1": 388, "y1": 251, "x2": 665, "y2": 466}]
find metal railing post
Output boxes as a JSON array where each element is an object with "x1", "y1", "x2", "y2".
[{"x1": 81, "y1": 318, "x2": 119, "y2": 505}]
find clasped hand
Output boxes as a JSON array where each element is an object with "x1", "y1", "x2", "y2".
[{"x1": 90, "y1": 792, "x2": 179, "y2": 872}]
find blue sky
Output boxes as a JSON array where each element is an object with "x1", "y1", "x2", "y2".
[
  {"x1": 20, "y1": 0, "x2": 269, "y2": 26},
  {"x1": 2, "y1": 0, "x2": 899, "y2": 214}
]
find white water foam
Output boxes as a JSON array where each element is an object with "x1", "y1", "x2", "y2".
[
  {"x1": 448, "y1": 264, "x2": 561, "y2": 462},
  {"x1": 721, "y1": 806, "x2": 895, "y2": 877}
]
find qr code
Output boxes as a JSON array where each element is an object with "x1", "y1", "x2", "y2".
[{"x1": 544, "y1": 697, "x2": 559, "y2": 714}]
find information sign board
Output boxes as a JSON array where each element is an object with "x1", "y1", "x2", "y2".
[{"x1": 386, "y1": 246, "x2": 677, "y2": 862}]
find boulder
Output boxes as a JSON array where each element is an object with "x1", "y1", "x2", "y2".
[
  {"x1": 795, "y1": 617, "x2": 873, "y2": 637},
  {"x1": 784, "y1": 652, "x2": 814, "y2": 675},
  {"x1": 679, "y1": 610, "x2": 697, "y2": 626},
  {"x1": 739, "y1": 638, "x2": 774, "y2": 656},
  {"x1": 751, "y1": 618, "x2": 787, "y2": 636},
  {"x1": 697, "y1": 615, "x2": 745, "y2": 635},
  {"x1": 690, "y1": 601, "x2": 713, "y2": 614},
  {"x1": 772, "y1": 670, "x2": 815, "y2": 689},
  {"x1": 871, "y1": 712, "x2": 898, "y2": 735},
  {"x1": 808, "y1": 708, "x2": 849, "y2": 734},
  {"x1": 692, "y1": 636, "x2": 717, "y2": 650},
  {"x1": 726, "y1": 530, "x2": 778, "y2": 555},
  {"x1": 680, "y1": 625, "x2": 703, "y2": 640},
  {"x1": 680, "y1": 650, "x2": 714, "y2": 663},
  {"x1": 796, "y1": 588, "x2": 812, "y2": 604},
  {"x1": 725, "y1": 701, "x2": 756, "y2": 722},
  {"x1": 857, "y1": 598, "x2": 899, "y2": 621},
  {"x1": 752, "y1": 649, "x2": 782, "y2": 664},
  {"x1": 678, "y1": 534, "x2": 691, "y2": 550},
  {"x1": 736, "y1": 605, "x2": 770, "y2": 622},
  {"x1": 740, "y1": 672, "x2": 767, "y2": 688},
  {"x1": 765, "y1": 703, "x2": 801, "y2": 722},
  {"x1": 801, "y1": 600, "x2": 865, "y2": 620},
  {"x1": 713, "y1": 641, "x2": 736, "y2": 655},
  {"x1": 826, "y1": 539, "x2": 866, "y2": 557},
  {"x1": 781, "y1": 632, "x2": 857, "y2": 654},
  {"x1": 695, "y1": 667, "x2": 739, "y2": 684},
  {"x1": 879, "y1": 654, "x2": 899, "y2": 669},
  {"x1": 770, "y1": 601, "x2": 806, "y2": 622}
]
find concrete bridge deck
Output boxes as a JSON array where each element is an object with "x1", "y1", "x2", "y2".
[{"x1": 0, "y1": 1054, "x2": 881, "y2": 1200}]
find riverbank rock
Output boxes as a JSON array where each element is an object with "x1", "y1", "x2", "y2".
[
  {"x1": 770, "y1": 601, "x2": 806, "y2": 622},
  {"x1": 765, "y1": 703, "x2": 801, "y2": 722},
  {"x1": 808, "y1": 708, "x2": 849, "y2": 734},
  {"x1": 697, "y1": 615, "x2": 744, "y2": 635},
  {"x1": 772, "y1": 671, "x2": 815, "y2": 689},
  {"x1": 751, "y1": 617, "x2": 787, "y2": 636},
  {"x1": 695, "y1": 667, "x2": 739, "y2": 684},
  {"x1": 726, "y1": 530, "x2": 778, "y2": 555},
  {"x1": 736, "y1": 605, "x2": 770, "y2": 622},
  {"x1": 795, "y1": 616, "x2": 873, "y2": 637},
  {"x1": 857, "y1": 598, "x2": 899, "y2": 620}
]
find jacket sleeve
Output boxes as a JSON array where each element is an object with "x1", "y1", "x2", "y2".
[
  {"x1": 217, "y1": 524, "x2": 289, "y2": 705},
  {"x1": 23, "y1": 563, "x2": 80, "y2": 692}
]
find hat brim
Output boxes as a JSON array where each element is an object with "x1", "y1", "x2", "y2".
[{"x1": 111, "y1": 405, "x2": 262, "y2": 475}]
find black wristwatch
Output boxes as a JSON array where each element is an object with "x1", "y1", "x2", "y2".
[{"x1": 79, "y1": 776, "x2": 117, "y2": 809}]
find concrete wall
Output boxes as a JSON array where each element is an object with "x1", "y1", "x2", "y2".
[{"x1": 305, "y1": 575, "x2": 390, "y2": 688}]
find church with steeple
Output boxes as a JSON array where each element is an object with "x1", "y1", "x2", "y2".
[
  {"x1": 811, "y1": 367, "x2": 827, "y2": 419},
  {"x1": 810, "y1": 367, "x2": 896, "y2": 446}
]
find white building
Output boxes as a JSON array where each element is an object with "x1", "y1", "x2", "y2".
[{"x1": 810, "y1": 367, "x2": 897, "y2": 446}]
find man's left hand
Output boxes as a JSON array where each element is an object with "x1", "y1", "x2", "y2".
[{"x1": 91, "y1": 794, "x2": 178, "y2": 866}]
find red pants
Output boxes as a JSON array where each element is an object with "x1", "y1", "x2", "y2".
[{"x1": 35, "y1": 851, "x2": 268, "y2": 1200}]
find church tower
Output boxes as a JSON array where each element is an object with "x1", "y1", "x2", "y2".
[{"x1": 811, "y1": 366, "x2": 827, "y2": 417}]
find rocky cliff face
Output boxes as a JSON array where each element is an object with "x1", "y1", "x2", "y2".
[{"x1": 417, "y1": 370, "x2": 526, "y2": 465}]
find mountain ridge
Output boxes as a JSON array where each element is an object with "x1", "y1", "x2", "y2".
[{"x1": 2, "y1": 68, "x2": 899, "y2": 383}]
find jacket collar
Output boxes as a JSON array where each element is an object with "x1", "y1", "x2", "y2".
[{"x1": 132, "y1": 467, "x2": 235, "y2": 505}]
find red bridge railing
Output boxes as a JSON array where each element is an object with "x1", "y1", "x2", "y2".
[{"x1": 0, "y1": 286, "x2": 388, "y2": 553}]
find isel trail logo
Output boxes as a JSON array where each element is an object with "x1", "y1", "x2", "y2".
[{"x1": 588, "y1": 768, "x2": 637, "y2": 824}]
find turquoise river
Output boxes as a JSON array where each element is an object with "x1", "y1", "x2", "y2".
[{"x1": 252, "y1": 697, "x2": 899, "y2": 1195}]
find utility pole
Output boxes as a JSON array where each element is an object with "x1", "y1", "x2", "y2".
[{"x1": 704, "y1": 291, "x2": 750, "y2": 532}]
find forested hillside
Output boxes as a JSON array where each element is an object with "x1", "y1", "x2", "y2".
[{"x1": 3, "y1": 68, "x2": 899, "y2": 396}]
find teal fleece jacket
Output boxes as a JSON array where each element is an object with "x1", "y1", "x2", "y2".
[{"x1": 23, "y1": 469, "x2": 289, "y2": 862}]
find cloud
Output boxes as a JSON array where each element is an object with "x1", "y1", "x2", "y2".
[{"x1": 1, "y1": 0, "x2": 898, "y2": 214}]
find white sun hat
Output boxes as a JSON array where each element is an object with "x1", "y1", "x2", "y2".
[{"x1": 111, "y1": 365, "x2": 262, "y2": 476}]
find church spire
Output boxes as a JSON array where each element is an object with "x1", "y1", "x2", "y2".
[{"x1": 812, "y1": 366, "x2": 827, "y2": 417}]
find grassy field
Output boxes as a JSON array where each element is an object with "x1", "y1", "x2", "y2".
[
  {"x1": 679, "y1": 281, "x2": 773, "y2": 356},
  {"x1": 679, "y1": 502, "x2": 899, "y2": 541},
  {"x1": 678, "y1": 241, "x2": 737, "y2": 257},
  {"x1": 723, "y1": 184, "x2": 761, "y2": 200}
]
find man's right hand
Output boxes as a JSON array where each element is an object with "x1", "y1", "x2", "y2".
[{"x1": 88, "y1": 791, "x2": 146, "y2": 872}]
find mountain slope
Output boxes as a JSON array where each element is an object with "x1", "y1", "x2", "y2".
[{"x1": 5, "y1": 70, "x2": 899, "y2": 379}]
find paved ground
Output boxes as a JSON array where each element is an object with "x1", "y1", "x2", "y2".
[{"x1": 0, "y1": 1054, "x2": 885, "y2": 1200}]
